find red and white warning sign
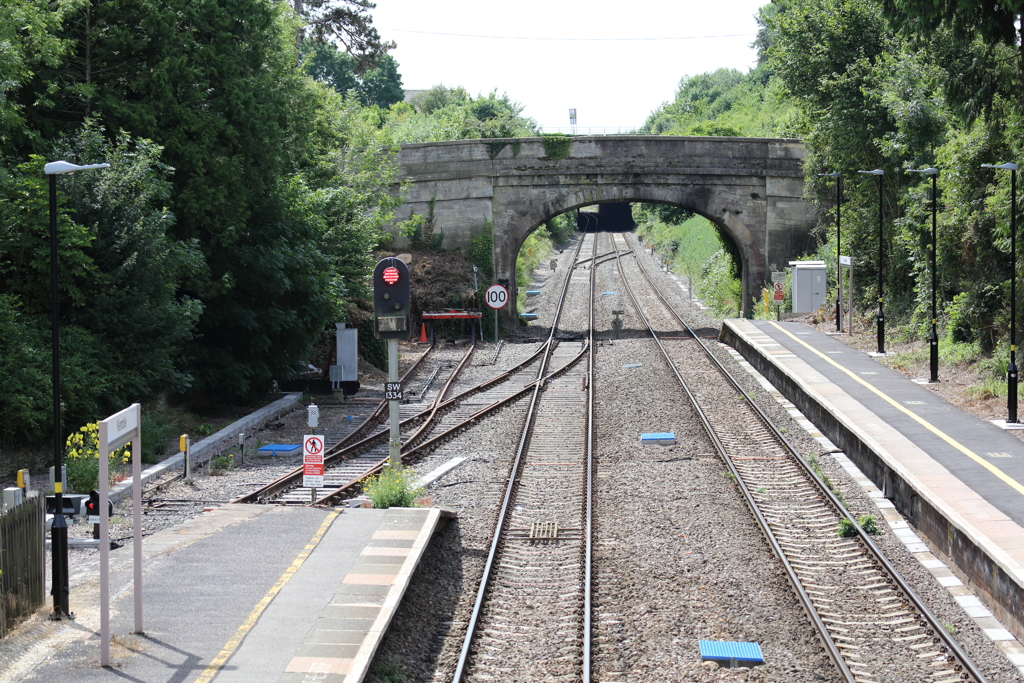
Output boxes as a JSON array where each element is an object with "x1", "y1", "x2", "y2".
[
  {"x1": 773, "y1": 281, "x2": 785, "y2": 302},
  {"x1": 303, "y1": 434, "x2": 325, "y2": 488}
]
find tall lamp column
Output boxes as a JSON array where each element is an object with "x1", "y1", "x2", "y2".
[
  {"x1": 43, "y1": 160, "x2": 109, "y2": 619},
  {"x1": 907, "y1": 167, "x2": 939, "y2": 382},
  {"x1": 819, "y1": 172, "x2": 842, "y2": 332},
  {"x1": 982, "y1": 162, "x2": 1019, "y2": 423},
  {"x1": 859, "y1": 169, "x2": 886, "y2": 354}
]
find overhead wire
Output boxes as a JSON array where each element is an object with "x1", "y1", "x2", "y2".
[{"x1": 378, "y1": 28, "x2": 757, "y2": 41}]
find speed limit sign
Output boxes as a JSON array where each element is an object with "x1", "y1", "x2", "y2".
[{"x1": 485, "y1": 284, "x2": 509, "y2": 309}]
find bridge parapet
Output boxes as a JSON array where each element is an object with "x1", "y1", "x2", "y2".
[{"x1": 393, "y1": 136, "x2": 816, "y2": 319}]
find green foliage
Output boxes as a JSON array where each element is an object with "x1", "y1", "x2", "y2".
[
  {"x1": 371, "y1": 658, "x2": 407, "y2": 683},
  {"x1": 469, "y1": 219, "x2": 495, "y2": 282},
  {"x1": 209, "y1": 452, "x2": 234, "y2": 475},
  {"x1": 391, "y1": 87, "x2": 537, "y2": 143},
  {"x1": 516, "y1": 226, "x2": 553, "y2": 311},
  {"x1": 363, "y1": 466, "x2": 424, "y2": 508},
  {"x1": 858, "y1": 514, "x2": 881, "y2": 535},
  {"x1": 642, "y1": 67, "x2": 798, "y2": 137},
  {"x1": 634, "y1": 204, "x2": 743, "y2": 315},
  {"x1": 301, "y1": 41, "x2": 404, "y2": 108},
  {"x1": 357, "y1": 317, "x2": 387, "y2": 371},
  {"x1": 544, "y1": 213, "x2": 575, "y2": 245},
  {"x1": 64, "y1": 423, "x2": 131, "y2": 493},
  {"x1": 541, "y1": 134, "x2": 572, "y2": 160},
  {"x1": 838, "y1": 514, "x2": 881, "y2": 537},
  {"x1": 837, "y1": 517, "x2": 858, "y2": 537}
]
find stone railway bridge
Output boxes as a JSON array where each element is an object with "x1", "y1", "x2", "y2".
[{"x1": 392, "y1": 135, "x2": 817, "y2": 320}]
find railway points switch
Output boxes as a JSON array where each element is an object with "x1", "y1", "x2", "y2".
[
  {"x1": 257, "y1": 444, "x2": 301, "y2": 458},
  {"x1": 641, "y1": 432, "x2": 676, "y2": 446},
  {"x1": 698, "y1": 640, "x2": 764, "y2": 668}
]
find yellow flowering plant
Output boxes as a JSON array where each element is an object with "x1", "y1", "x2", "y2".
[{"x1": 65, "y1": 423, "x2": 132, "y2": 493}]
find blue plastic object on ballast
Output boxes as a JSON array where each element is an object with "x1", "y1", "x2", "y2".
[
  {"x1": 640, "y1": 432, "x2": 676, "y2": 446},
  {"x1": 698, "y1": 640, "x2": 764, "y2": 668}
]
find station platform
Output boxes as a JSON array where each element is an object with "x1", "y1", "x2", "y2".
[
  {"x1": 2, "y1": 504, "x2": 444, "y2": 683},
  {"x1": 721, "y1": 319, "x2": 1024, "y2": 646}
]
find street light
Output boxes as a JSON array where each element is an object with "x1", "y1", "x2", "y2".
[
  {"x1": 43, "y1": 159, "x2": 109, "y2": 620},
  {"x1": 819, "y1": 172, "x2": 842, "y2": 331},
  {"x1": 906, "y1": 167, "x2": 939, "y2": 382},
  {"x1": 982, "y1": 162, "x2": 1019, "y2": 424},
  {"x1": 858, "y1": 169, "x2": 886, "y2": 354}
]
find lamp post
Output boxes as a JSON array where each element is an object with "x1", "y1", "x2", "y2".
[
  {"x1": 858, "y1": 169, "x2": 886, "y2": 354},
  {"x1": 43, "y1": 160, "x2": 109, "y2": 620},
  {"x1": 907, "y1": 167, "x2": 939, "y2": 382},
  {"x1": 982, "y1": 162, "x2": 1019, "y2": 423},
  {"x1": 819, "y1": 172, "x2": 842, "y2": 331}
]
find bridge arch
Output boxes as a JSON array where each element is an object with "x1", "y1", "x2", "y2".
[
  {"x1": 499, "y1": 187, "x2": 759, "y2": 315},
  {"x1": 393, "y1": 135, "x2": 816, "y2": 319}
]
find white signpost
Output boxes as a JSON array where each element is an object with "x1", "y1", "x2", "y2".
[
  {"x1": 303, "y1": 435, "x2": 325, "y2": 499},
  {"x1": 97, "y1": 403, "x2": 142, "y2": 667},
  {"x1": 485, "y1": 283, "x2": 508, "y2": 344}
]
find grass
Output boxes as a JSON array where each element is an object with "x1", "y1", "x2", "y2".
[
  {"x1": 363, "y1": 466, "x2": 425, "y2": 508},
  {"x1": 371, "y1": 659, "x2": 406, "y2": 683}
]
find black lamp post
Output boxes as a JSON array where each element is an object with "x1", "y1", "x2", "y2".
[
  {"x1": 43, "y1": 160, "x2": 109, "y2": 620},
  {"x1": 819, "y1": 172, "x2": 842, "y2": 331},
  {"x1": 907, "y1": 167, "x2": 939, "y2": 382},
  {"x1": 982, "y1": 162, "x2": 1019, "y2": 423},
  {"x1": 859, "y1": 169, "x2": 886, "y2": 354}
]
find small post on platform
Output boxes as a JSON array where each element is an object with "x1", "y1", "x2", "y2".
[
  {"x1": 388, "y1": 338, "x2": 401, "y2": 469},
  {"x1": 858, "y1": 169, "x2": 886, "y2": 353},
  {"x1": 982, "y1": 162, "x2": 1019, "y2": 422}
]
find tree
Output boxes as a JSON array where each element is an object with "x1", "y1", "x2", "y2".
[
  {"x1": 881, "y1": 0, "x2": 1022, "y2": 122},
  {"x1": 292, "y1": 0, "x2": 394, "y2": 71},
  {"x1": 301, "y1": 41, "x2": 404, "y2": 108}
]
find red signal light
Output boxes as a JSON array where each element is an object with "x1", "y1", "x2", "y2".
[{"x1": 383, "y1": 266, "x2": 400, "y2": 285}]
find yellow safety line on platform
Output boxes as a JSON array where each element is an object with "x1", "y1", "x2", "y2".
[
  {"x1": 768, "y1": 321, "x2": 1024, "y2": 498},
  {"x1": 192, "y1": 509, "x2": 342, "y2": 683}
]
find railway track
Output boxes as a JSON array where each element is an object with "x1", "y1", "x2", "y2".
[
  {"x1": 233, "y1": 344, "x2": 465, "y2": 504},
  {"x1": 611, "y1": 232, "x2": 986, "y2": 683},
  {"x1": 452, "y1": 231, "x2": 596, "y2": 682}
]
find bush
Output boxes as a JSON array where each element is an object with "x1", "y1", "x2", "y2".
[
  {"x1": 363, "y1": 466, "x2": 424, "y2": 508},
  {"x1": 65, "y1": 423, "x2": 131, "y2": 493}
]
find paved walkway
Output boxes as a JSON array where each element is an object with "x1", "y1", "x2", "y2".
[{"x1": 1, "y1": 505, "x2": 442, "y2": 683}]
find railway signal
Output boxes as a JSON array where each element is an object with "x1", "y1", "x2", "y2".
[
  {"x1": 372, "y1": 257, "x2": 410, "y2": 468},
  {"x1": 373, "y1": 257, "x2": 411, "y2": 340}
]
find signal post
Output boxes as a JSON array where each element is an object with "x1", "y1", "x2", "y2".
[{"x1": 373, "y1": 258, "x2": 411, "y2": 469}]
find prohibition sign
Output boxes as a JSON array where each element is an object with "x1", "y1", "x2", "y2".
[{"x1": 304, "y1": 435, "x2": 324, "y2": 458}]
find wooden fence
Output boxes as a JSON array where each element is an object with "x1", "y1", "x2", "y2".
[{"x1": 0, "y1": 492, "x2": 45, "y2": 638}]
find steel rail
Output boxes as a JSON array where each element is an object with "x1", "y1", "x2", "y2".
[
  {"x1": 315, "y1": 341, "x2": 589, "y2": 506},
  {"x1": 608, "y1": 235, "x2": 856, "y2": 682},
  {"x1": 308, "y1": 341, "x2": 556, "y2": 505},
  {"x1": 231, "y1": 344, "x2": 439, "y2": 504},
  {"x1": 619, "y1": 232, "x2": 987, "y2": 683},
  {"x1": 452, "y1": 230, "x2": 595, "y2": 682},
  {"x1": 400, "y1": 345, "x2": 477, "y2": 450},
  {"x1": 329, "y1": 343, "x2": 438, "y2": 451},
  {"x1": 240, "y1": 342, "x2": 557, "y2": 507}
]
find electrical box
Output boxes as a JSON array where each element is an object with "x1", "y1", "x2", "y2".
[
  {"x1": 790, "y1": 261, "x2": 827, "y2": 313},
  {"x1": 333, "y1": 323, "x2": 360, "y2": 395}
]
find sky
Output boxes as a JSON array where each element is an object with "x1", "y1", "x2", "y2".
[{"x1": 371, "y1": 0, "x2": 770, "y2": 132}]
